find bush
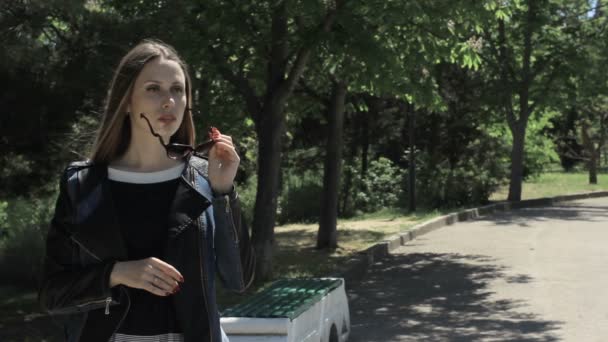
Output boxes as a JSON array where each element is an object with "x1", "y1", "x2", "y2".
[
  {"x1": 0, "y1": 194, "x2": 56, "y2": 289},
  {"x1": 416, "y1": 154, "x2": 508, "y2": 208},
  {"x1": 523, "y1": 112, "x2": 560, "y2": 180},
  {"x1": 341, "y1": 157, "x2": 405, "y2": 216},
  {"x1": 277, "y1": 170, "x2": 323, "y2": 224},
  {"x1": 237, "y1": 175, "x2": 257, "y2": 227},
  {"x1": 414, "y1": 128, "x2": 510, "y2": 208},
  {"x1": 230, "y1": 169, "x2": 324, "y2": 226}
]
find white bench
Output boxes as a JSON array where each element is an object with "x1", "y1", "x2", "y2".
[{"x1": 221, "y1": 278, "x2": 350, "y2": 342}]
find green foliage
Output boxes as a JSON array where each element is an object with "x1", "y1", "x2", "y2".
[
  {"x1": 0, "y1": 194, "x2": 56, "y2": 288},
  {"x1": 236, "y1": 175, "x2": 257, "y2": 227},
  {"x1": 277, "y1": 170, "x2": 323, "y2": 225},
  {"x1": 413, "y1": 112, "x2": 512, "y2": 208},
  {"x1": 415, "y1": 144, "x2": 509, "y2": 208},
  {"x1": 342, "y1": 157, "x2": 405, "y2": 216},
  {"x1": 0, "y1": 154, "x2": 33, "y2": 198},
  {"x1": 492, "y1": 110, "x2": 560, "y2": 179},
  {"x1": 523, "y1": 111, "x2": 560, "y2": 179},
  {"x1": 0, "y1": 201, "x2": 7, "y2": 235}
]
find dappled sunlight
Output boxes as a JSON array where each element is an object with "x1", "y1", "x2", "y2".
[
  {"x1": 272, "y1": 215, "x2": 424, "y2": 279},
  {"x1": 348, "y1": 253, "x2": 562, "y2": 342},
  {"x1": 490, "y1": 172, "x2": 608, "y2": 202}
]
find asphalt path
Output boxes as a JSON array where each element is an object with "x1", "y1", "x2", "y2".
[{"x1": 347, "y1": 197, "x2": 608, "y2": 342}]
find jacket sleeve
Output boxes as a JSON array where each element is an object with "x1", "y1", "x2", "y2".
[
  {"x1": 212, "y1": 186, "x2": 255, "y2": 293},
  {"x1": 38, "y1": 168, "x2": 119, "y2": 315}
]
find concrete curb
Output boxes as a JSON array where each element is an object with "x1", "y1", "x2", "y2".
[{"x1": 332, "y1": 190, "x2": 608, "y2": 284}]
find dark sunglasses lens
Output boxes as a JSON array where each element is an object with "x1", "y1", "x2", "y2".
[{"x1": 167, "y1": 145, "x2": 192, "y2": 159}]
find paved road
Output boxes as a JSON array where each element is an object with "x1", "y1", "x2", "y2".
[{"x1": 347, "y1": 197, "x2": 608, "y2": 342}]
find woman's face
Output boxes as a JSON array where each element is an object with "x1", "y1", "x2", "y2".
[{"x1": 128, "y1": 57, "x2": 187, "y2": 142}]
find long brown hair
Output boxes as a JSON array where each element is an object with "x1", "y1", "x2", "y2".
[{"x1": 90, "y1": 39, "x2": 195, "y2": 164}]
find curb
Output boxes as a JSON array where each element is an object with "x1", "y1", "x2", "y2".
[{"x1": 331, "y1": 190, "x2": 608, "y2": 284}]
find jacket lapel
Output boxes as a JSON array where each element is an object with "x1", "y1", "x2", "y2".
[
  {"x1": 167, "y1": 161, "x2": 212, "y2": 238},
  {"x1": 70, "y1": 164, "x2": 129, "y2": 261}
]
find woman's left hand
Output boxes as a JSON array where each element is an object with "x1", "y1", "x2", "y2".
[{"x1": 207, "y1": 131, "x2": 240, "y2": 195}]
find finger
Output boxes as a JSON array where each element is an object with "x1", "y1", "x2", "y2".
[
  {"x1": 149, "y1": 257, "x2": 184, "y2": 283},
  {"x1": 146, "y1": 281, "x2": 173, "y2": 297},
  {"x1": 217, "y1": 134, "x2": 233, "y2": 143},
  {"x1": 211, "y1": 142, "x2": 238, "y2": 155},
  {"x1": 149, "y1": 257, "x2": 183, "y2": 281},
  {"x1": 147, "y1": 269, "x2": 179, "y2": 291},
  {"x1": 212, "y1": 136, "x2": 234, "y2": 147},
  {"x1": 209, "y1": 146, "x2": 239, "y2": 162}
]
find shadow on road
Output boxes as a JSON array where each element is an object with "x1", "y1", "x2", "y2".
[
  {"x1": 347, "y1": 252, "x2": 562, "y2": 342},
  {"x1": 477, "y1": 203, "x2": 608, "y2": 227}
]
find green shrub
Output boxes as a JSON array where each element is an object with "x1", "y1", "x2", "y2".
[
  {"x1": 0, "y1": 195, "x2": 56, "y2": 289},
  {"x1": 0, "y1": 201, "x2": 7, "y2": 237},
  {"x1": 277, "y1": 170, "x2": 323, "y2": 224},
  {"x1": 415, "y1": 135, "x2": 510, "y2": 208},
  {"x1": 416, "y1": 157, "x2": 505, "y2": 208},
  {"x1": 237, "y1": 170, "x2": 325, "y2": 225},
  {"x1": 523, "y1": 112, "x2": 560, "y2": 180},
  {"x1": 342, "y1": 157, "x2": 405, "y2": 216},
  {"x1": 237, "y1": 175, "x2": 257, "y2": 226}
]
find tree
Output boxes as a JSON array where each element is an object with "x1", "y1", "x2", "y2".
[
  {"x1": 191, "y1": 0, "x2": 346, "y2": 280},
  {"x1": 480, "y1": 0, "x2": 592, "y2": 201}
]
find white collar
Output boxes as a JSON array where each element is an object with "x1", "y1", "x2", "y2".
[{"x1": 107, "y1": 162, "x2": 185, "y2": 184}]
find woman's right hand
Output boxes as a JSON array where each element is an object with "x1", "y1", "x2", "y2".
[{"x1": 109, "y1": 257, "x2": 184, "y2": 296}]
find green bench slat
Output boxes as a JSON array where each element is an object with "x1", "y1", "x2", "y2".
[{"x1": 222, "y1": 278, "x2": 343, "y2": 320}]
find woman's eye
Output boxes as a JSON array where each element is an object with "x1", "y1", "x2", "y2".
[
  {"x1": 172, "y1": 87, "x2": 184, "y2": 93},
  {"x1": 146, "y1": 85, "x2": 160, "y2": 92}
]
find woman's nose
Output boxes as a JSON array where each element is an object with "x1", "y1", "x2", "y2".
[{"x1": 162, "y1": 96, "x2": 175, "y2": 110}]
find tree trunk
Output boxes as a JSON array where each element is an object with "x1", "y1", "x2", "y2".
[
  {"x1": 589, "y1": 152, "x2": 598, "y2": 184},
  {"x1": 360, "y1": 96, "x2": 381, "y2": 176},
  {"x1": 360, "y1": 110, "x2": 369, "y2": 176},
  {"x1": 507, "y1": 122, "x2": 527, "y2": 201},
  {"x1": 501, "y1": 0, "x2": 536, "y2": 203},
  {"x1": 408, "y1": 105, "x2": 416, "y2": 212},
  {"x1": 581, "y1": 121, "x2": 600, "y2": 185},
  {"x1": 318, "y1": 81, "x2": 346, "y2": 249},
  {"x1": 210, "y1": 1, "x2": 343, "y2": 281},
  {"x1": 340, "y1": 109, "x2": 358, "y2": 216},
  {"x1": 251, "y1": 101, "x2": 285, "y2": 281}
]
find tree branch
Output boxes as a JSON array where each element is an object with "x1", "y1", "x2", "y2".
[
  {"x1": 207, "y1": 44, "x2": 263, "y2": 122},
  {"x1": 296, "y1": 79, "x2": 330, "y2": 106},
  {"x1": 497, "y1": 18, "x2": 517, "y2": 131},
  {"x1": 282, "y1": 0, "x2": 347, "y2": 99}
]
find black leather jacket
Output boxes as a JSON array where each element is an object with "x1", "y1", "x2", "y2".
[{"x1": 38, "y1": 155, "x2": 255, "y2": 342}]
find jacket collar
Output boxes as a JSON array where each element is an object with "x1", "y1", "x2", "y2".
[{"x1": 69, "y1": 157, "x2": 211, "y2": 261}]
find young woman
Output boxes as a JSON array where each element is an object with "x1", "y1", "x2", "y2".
[{"x1": 38, "y1": 39, "x2": 255, "y2": 342}]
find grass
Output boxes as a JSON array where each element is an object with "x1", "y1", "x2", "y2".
[
  {"x1": 489, "y1": 171, "x2": 608, "y2": 201},
  {"x1": 0, "y1": 285, "x2": 62, "y2": 341},
  {"x1": 3, "y1": 170, "x2": 608, "y2": 340}
]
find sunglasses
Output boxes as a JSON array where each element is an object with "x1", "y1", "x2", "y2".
[{"x1": 140, "y1": 113, "x2": 217, "y2": 160}]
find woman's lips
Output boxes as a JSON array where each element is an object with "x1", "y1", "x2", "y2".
[{"x1": 158, "y1": 115, "x2": 176, "y2": 123}]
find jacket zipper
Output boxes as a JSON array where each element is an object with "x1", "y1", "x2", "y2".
[
  {"x1": 69, "y1": 236, "x2": 131, "y2": 341},
  {"x1": 70, "y1": 237, "x2": 115, "y2": 315},
  {"x1": 192, "y1": 167, "x2": 214, "y2": 342},
  {"x1": 49, "y1": 298, "x2": 111, "y2": 315},
  {"x1": 108, "y1": 286, "x2": 131, "y2": 339}
]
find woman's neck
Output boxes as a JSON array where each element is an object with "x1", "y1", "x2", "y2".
[{"x1": 110, "y1": 133, "x2": 183, "y2": 172}]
